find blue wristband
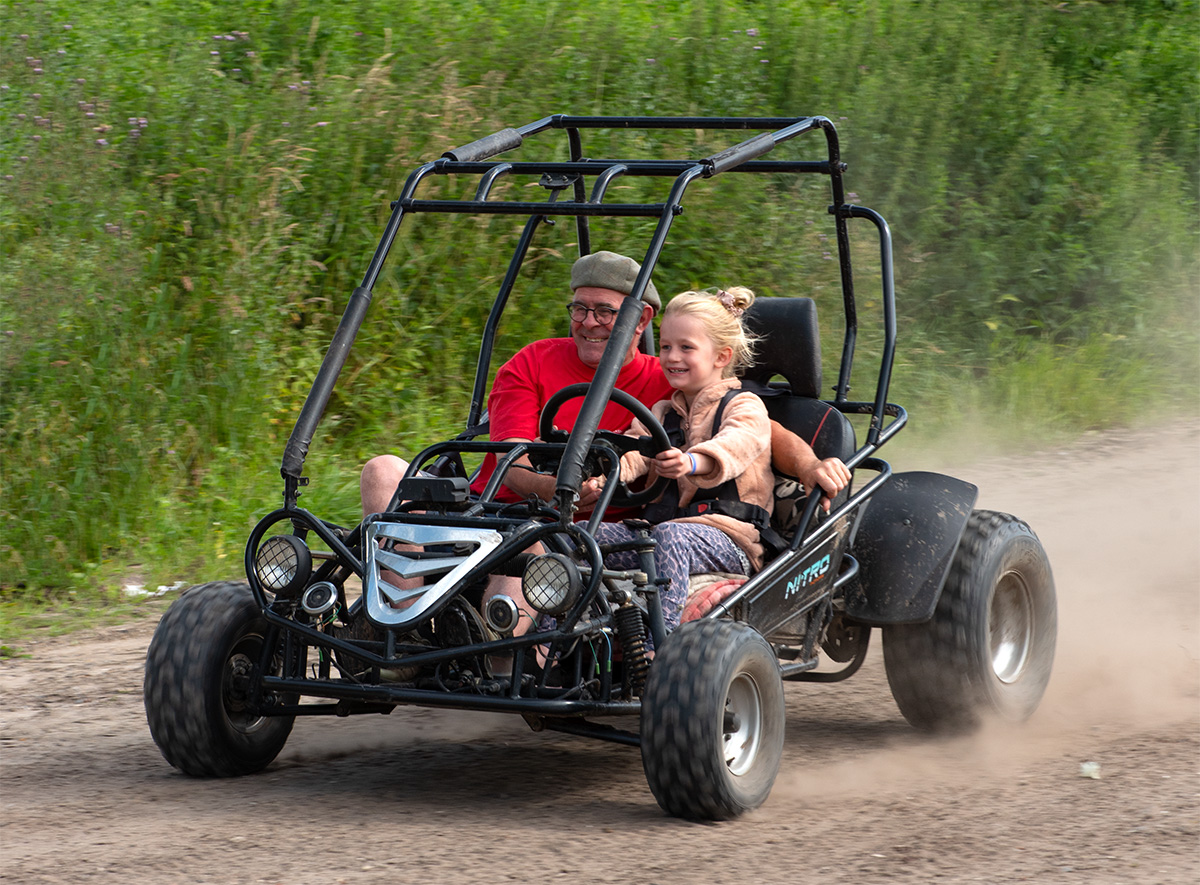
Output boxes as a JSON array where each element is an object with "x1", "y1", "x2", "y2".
[{"x1": 688, "y1": 453, "x2": 698, "y2": 474}]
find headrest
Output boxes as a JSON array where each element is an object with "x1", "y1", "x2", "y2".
[{"x1": 740, "y1": 297, "x2": 822, "y2": 399}]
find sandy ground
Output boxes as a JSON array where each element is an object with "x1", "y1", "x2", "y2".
[{"x1": 2, "y1": 425, "x2": 1197, "y2": 885}]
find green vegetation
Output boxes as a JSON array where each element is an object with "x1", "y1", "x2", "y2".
[{"x1": 2, "y1": 0, "x2": 1197, "y2": 634}]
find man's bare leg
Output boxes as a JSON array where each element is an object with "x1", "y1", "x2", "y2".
[
  {"x1": 361, "y1": 454, "x2": 410, "y2": 517},
  {"x1": 360, "y1": 454, "x2": 422, "y2": 594}
]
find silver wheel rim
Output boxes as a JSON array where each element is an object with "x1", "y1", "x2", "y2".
[
  {"x1": 990, "y1": 570, "x2": 1034, "y2": 684},
  {"x1": 723, "y1": 673, "x2": 763, "y2": 776}
]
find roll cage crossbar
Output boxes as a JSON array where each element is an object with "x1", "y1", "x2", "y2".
[{"x1": 279, "y1": 115, "x2": 898, "y2": 513}]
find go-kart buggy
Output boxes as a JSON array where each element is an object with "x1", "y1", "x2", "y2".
[{"x1": 144, "y1": 115, "x2": 1056, "y2": 821}]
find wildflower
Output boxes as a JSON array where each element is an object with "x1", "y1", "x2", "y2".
[
  {"x1": 4, "y1": 175, "x2": 12, "y2": 181},
  {"x1": 760, "y1": 59, "x2": 769, "y2": 63},
  {"x1": 16, "y1": 113, "x2": 25, "y2": 120},
  {"x1": 746, "y1": 28, "x2": 759, "y2": 37},
  {"x1": 19, "y1": 34, "x2": 28, "y2": 40},
  {"x1": 753, "y1": 45, "x2": 762, "y2": 50},
  {"x1": 315, "y1": 121, "x2": 329, "y2": 126},
  {"x1": 96, "y1": 139, "x2": 107, "y2": 146},
  {"x1": 646, "y1": 58, "x2": 656, "y2": 64},
  {"x1": 211, "y1": 51, "x2": 220, "y2": 56},
  {"x1": 64, "y1": 23, "x2": 72, "y2": 30},
  {"x1": 76, "y1": 78, "x2": 85, "y2": 85}
]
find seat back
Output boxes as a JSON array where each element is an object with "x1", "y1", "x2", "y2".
[
  {"x1": 741, "y1": 298, "x2": 855, "y2": 464},
  {"x1": 741, "y1": 298, "x2": 856, "y2": 548}
]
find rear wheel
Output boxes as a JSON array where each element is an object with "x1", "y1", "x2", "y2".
[
  {"x1": 883, "y1": 510, "x2": 1056, "y2": 732},
  {"x1": 640, "y1": 620, "x2": 785, "y2": 820},
  {"x1": 144, "y1": 581, "x2": 295, "y2": 776}
]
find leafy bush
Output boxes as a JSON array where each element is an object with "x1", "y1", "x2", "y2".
[{"x1": 1, "y1": 0, "x2": 1196, "y2": 596}]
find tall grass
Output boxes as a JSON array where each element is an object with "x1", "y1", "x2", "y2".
[{"x1": 1, "y1": 0, "x2": 1196, "y2": 601}]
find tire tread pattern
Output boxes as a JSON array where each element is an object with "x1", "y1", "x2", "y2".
[
  {"x1": 883, "y1": 510, "x2": 1056, "y2": 732},
  {"x1": 144, "y1": 581, "x2": 294, "y2": 777},
  {"x1": 641, "y1": 620, "x2": 784, "y2": 820}
]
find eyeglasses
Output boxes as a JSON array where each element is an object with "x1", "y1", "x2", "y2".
[{"x1": 566, "y1": 303, "x2": 618, "y2": 325}]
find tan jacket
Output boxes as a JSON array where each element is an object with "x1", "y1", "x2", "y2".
[{"x1": 623, "y1": 378, "x2": 775, "y2": 570}]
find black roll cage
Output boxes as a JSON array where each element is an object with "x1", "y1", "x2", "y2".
[{"x1": 278, "y1": 114, "x2": 904, "y2": 520}]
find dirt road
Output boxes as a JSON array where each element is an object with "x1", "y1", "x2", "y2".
[{"x1": 2, "y1": 425, "x2": 1197, "y2": 884}]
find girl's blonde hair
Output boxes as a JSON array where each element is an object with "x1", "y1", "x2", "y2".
[{"x1": 662, "y1": 287, "x2": 758, "y2": 377}]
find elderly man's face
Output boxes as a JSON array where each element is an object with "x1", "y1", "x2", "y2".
[{"x1": 568, "y1": 286, "x2": 648, "y2": 369}]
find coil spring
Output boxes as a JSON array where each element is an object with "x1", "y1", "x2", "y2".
[{"x1": 614, "y1": 603, "x2": 650, "y2": 694}]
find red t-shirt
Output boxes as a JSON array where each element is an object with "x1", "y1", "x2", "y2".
[{"x1": 470, "y1": 338, "x2": 673, "y2": 502}]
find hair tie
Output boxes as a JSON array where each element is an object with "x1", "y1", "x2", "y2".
[{"x1": 716, "y1": 289, "x2": 744, "y2": 318}]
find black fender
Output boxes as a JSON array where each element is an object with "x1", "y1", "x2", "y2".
[{"x1": 842, "y1": 471, "x2": 978, "y2": 624}]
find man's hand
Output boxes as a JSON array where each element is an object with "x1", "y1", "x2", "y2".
[
  {"x1": 577, "y1": 476, "x2": 605, "y2": 509},
  {"x1": 802, "y1": 457, "x2": 852, "y2": 512}
]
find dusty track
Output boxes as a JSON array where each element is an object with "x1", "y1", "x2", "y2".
[{"x1": 2, "y1": 426, "x2": 1197, "y2": 884}]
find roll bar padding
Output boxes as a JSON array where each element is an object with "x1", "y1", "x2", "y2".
[{"x1": 442, "y1": 128, "x2": 524, "y2": 163}]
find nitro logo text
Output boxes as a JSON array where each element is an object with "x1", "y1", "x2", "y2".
[{"x1": 785, "y1": 554, "x2": 831, "y2": 598}]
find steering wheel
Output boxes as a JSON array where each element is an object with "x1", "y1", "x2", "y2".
[{"x1": 538, "y1": 383, "x2": 672, "y2": 507}]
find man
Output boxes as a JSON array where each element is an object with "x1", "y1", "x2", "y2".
[
  {"x1": 359, "y1": 252, "x2": 671, "y2": 642},
  {"x1": 360, "y1": 251, "x2": 672, "y2": 516}
]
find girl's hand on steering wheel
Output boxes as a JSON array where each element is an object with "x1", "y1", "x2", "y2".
[{"x1": 654, "y1": 447, "x2": 698, "y2": 480}]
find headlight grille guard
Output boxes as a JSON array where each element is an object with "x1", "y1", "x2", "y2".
[{"x1": 362, "y1": 521, "x2": 503, "y2": 629}]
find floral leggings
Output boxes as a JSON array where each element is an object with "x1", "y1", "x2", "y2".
[{"x1": 590, "y1": 521, "x2": 750, "y2": 633}]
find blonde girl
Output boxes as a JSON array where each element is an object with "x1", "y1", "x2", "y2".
[{"x1": 595, "y1": 287, "x2": 776, "y2": 634}]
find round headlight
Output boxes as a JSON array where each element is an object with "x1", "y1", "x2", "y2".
[
  {"x1": 522, "y1": 553, "x2": 583, "y2": 617},
  {"x1": 254, "y1": 534, "x2": 312, "y2": 598}
]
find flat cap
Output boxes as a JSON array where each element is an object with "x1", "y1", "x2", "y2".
[{"x1": 570, "y1": 251, "x2": 661, "y2": 312}]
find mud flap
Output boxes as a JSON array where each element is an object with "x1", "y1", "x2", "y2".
[{"x1": 843, "y1": 471, "x2": 977, "y2": 624}]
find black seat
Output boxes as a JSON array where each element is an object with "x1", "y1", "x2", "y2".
[{"x1": 742, "y1": 298, "x2": 856, "y2": 464}]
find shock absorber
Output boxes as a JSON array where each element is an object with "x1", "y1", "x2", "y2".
[{"x1": 614, "y1": 602, "x2": 649, "y2": 695}]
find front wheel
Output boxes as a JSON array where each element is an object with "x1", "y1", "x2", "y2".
[
  {"x1": 640, "y1": 620, "x2": 785, "y2": 820},
  {"x1": 144, "y1": 581, "x2": 295, "y2": 776},
  {"x1": 883, "y1": 510, "x2": 1057, "y2": 732}
]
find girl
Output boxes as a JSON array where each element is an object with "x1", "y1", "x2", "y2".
[{"x1": 594, "y1": 287, "x2": 775, "y2": 633}]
